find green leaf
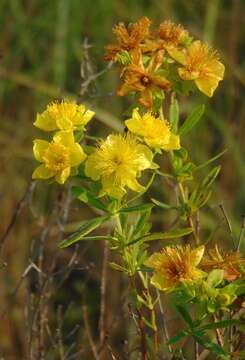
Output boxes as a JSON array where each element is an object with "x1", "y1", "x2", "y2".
[
  {"x1": 178, "y1": 104, "x2": 205, "y2": 136},
  {"x1": 131, "y1": 210, "x2": 152, "y2": 238},
  {"x1": 74, "y1": 130, "x2": 84, "y2": 142},
  {"x1": 151, "y1": 198, "x2": 177, "y2": 210},
  {"x1": 194, "y1": 335, "x2": 230, "y2": 359},
  {"x1": 176, "y1": 305, "x2": 193, "y2": 327},
  {"x1": 59, "y1": 216, "x2": 110, "y2": 248},
  {"x1": 200, "y1": 165, "x2": 221, "y2": 190},
  {"x1": 169, "y1": 96, "x2": 179, "y2": 133},
  {"x1": 195, "y1": 149, "x2": 227, "y2": 171},
  {"x1": 128, "y1": 227, "x2": 193, "y2": 245},
  {"x1": 168, "y1": 330, "x2": 189, "y2": 345},
  {"x1": 174, "y1": 147, "x2": 188, "y2": 160},
  {"x1": 109, "y1": 262, "x2": 126, "y2": 272},
  {"x1": 118, "y1": 203, "x2": 154, "y2": 214},
  {"x1": 115, "y1": 50, "x2": 132, "y2": 65},
  {"x1": 207, "y1": 269, "x2": 224, "y2": 288},
  {"x1": 72, "y1": 186, "x2": 108, "y2": 212},
  {"x1": 200, "y1": 319, "x2": 240, "y2": 331}
]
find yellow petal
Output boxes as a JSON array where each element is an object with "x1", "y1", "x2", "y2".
[
  {"x1": 125, "y1": 108, "x2": 146, "y2": 136},
  {"x1": 84, "y1": 154, "x2": 101, "y2": 180},
  {"x1": 53, "y1": 131, "x2": 75, "y2": 147},
  {"x1": 33, "y1": 139, "x2": 49, "y2": 162},
  {"x1": 136, "y1": 144, "x2": 154, "y2": 170},
  {"x1": 162, "y1": 133, "x2": 180, "y2": 151},
  {"x1": 145, "y1": 252, "x2": 163, "y2": 269},
  {"x1": 101, "y1": 176, "x2": 125, "y2": 199},
  {"x1": 191, "y1": 245, "x2": 205, "y2": 266},
  {"x1": 211, "y1": 60, "x2": 225, "y2": 79},
  {"x1": 69, "y1": 143, "x2": 87, "y2": 167},
  {"x1": 81, "y1": 110, "x2": 95, "y2": 125},
  {"x1": 34, "y1": 112, "x2": 57, "y2": 131},
  {"x1": 126, "y1": 177, "x2": 145, "y2": 193},
  {"x1": 55, "y1": 167, "x2": 71, "y2": 184},
  {"x1": 151, "y1": 273, "x2": 172, "y2": 291},
  {"x1": 56, "y1": 117, "x2": 73, "y2": 131},
  {"x1": 195, "y1": 76, "x2": 221, "y2": 97},
  {"x1": 125, "y1": 118, "x2": 145, "y2": 136},
  {"x1": 166, "y1": 46, "x2": 187, "y2": 65},
  {"x1": 32, "y1": 164, "x2": 54, "y2": 179}
]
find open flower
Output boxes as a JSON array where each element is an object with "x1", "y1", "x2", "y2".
[
  {"x1": 117, "y1": 50, "x2": 171, "y2": 107},
  {"x1": 125, "y1": 108, "x2": 180, "y2": 150},
  {"x1": 85, "y1": 133, "x2": 157, "y2": 199},
  {"x1": 171, "y1": 40, "x2": 225, "y2": 97},
  {"x1": 201, "y1": 245, "x2": 244, "y2": 282},
  {"x1": 105, "y1": 17, "x2": 151, "y2": 61},
  {"x1": 145, "y1": 245, "x2": 205, "y2": 291},
  {"x1": 34, "y1": 100, "x2": 95, "y2": 132},
  {"x1": 32, "y1": 131, "x2": 86, "y2": 184}
]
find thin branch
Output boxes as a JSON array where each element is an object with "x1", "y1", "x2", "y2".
[
  {"x1": 82, "y1": 306, "x2": 99, "y2": 360},
  {"x1": 219, "y1": 204, "x2": 236, "y2": 248},
  {"x1": 99, "y1": 241, "x2": 109, "y2": 344},
  {"x1": 0, "y1": 181, "x2": 35, "y2": 257},
  {"x1": 237, "y1": 215, "x2": 245, "y2": 251}
]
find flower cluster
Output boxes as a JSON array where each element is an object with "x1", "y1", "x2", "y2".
[
  {"x1": 105, "y1": 18, "x2": 225, "y2": 106},
  {"x1": 31, "y1": 18, "x2": 245, "y2": 358},
  {"x1": 32, "y1": 100, "x2": 94, "y2": 184},
  {"x1": 145, "y1": 244, "x2": 245, "y2": 315}
]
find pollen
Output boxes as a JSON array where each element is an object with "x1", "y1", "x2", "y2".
[{"x1": 43, "y1": 143, "x2": 70, "y2": 172}]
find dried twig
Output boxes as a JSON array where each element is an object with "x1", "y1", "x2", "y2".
[{"x1": 0, "y1": 181, "x2": 35, "y2": 257}]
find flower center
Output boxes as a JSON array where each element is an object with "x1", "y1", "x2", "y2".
[
  {"x1": 140, "y1": 75, "x2": 151, "y2": 86},
  {"x1": 43, "y1": 143, "x2": 69, "y2": 172}
]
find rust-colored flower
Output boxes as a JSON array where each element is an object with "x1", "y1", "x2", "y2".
[
  {"x1": 105, "y1": 17, "x2": 151, "y2": 61},
  {"x1": 145, "y1": 245, "x2": 205, "y2": 291},
  {"x1": 117, "y1": 49, "x2": 171, "y2": 108},
  {"x1": 142, "y1": 20, "x2": 189, "y2": 55},
  {"x1": 201, "y1": 246, "x2": 244, "y2": 282},
  {"x1": 159, "y1": 20, "x2": 189, "y2": 47}
]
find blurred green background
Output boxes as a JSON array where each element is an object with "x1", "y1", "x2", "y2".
[{"x1": 0, "y1": 0, "x2": 244, "y2": 359}]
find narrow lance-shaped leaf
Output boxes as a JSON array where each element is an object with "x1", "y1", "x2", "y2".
[
  {"x1": 118, "y1": 203, "x2": 154, "y2": 214},
  {"x1": 151, "y1": 198, "x2": 177, "y2": 210},
  {"x1": 195, "y1": 149, "x2": 227, "y2": 171},
  {"x1": 200, "y1": 165, "x2": 221, "y2": 190},
  {"x1": 167, "y1": 330, "x2": 189, "y2": 345},
  {"x1": 199, "y1": 319, "x2": 240, "y2": 331},
  {"x1": 169, "y1": 96, "x2": 179, "y2": 134},
  {"x1": 194, "y1": 335, "x2": 230, "y2": 359},
  {"x1": 178, "y1": 104, "x2": 205, "y2": 136},
  {"x1": 127, "y1": 227, "x2": 193, "y2": 245},
  {"x1": 72, "y1": 186, "x2": 108, "y2": 212},
  {"x1": 59, "y1": 215, "x2": 110, "y2": 248},
  {"x1": 176, "y1": 305, "x2": 194, "y2": 327}
]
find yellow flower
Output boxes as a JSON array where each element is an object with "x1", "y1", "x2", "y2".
[
  {"x1": 34, "y1": 100, "x2": 95, "y2": 132},
  {"x1": 125, "y1": 108, "x2": 180, "y2": 151},
  {"x1": 145, "y1": 245, "x2": 205, "y2": 291},
  {"x1": 172, "y1": 40, "x2": 225, "y2": 97},
  {"x1": 32, "y1": 131, "x2": 86, "y2": 184},
  {"x1": 85, "y1": 133, "x2": 157, "y2": 199}
]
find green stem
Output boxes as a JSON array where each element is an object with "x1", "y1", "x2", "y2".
[{"x1": 178, "y1": 183, "x2": 199, "y2": 245}]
